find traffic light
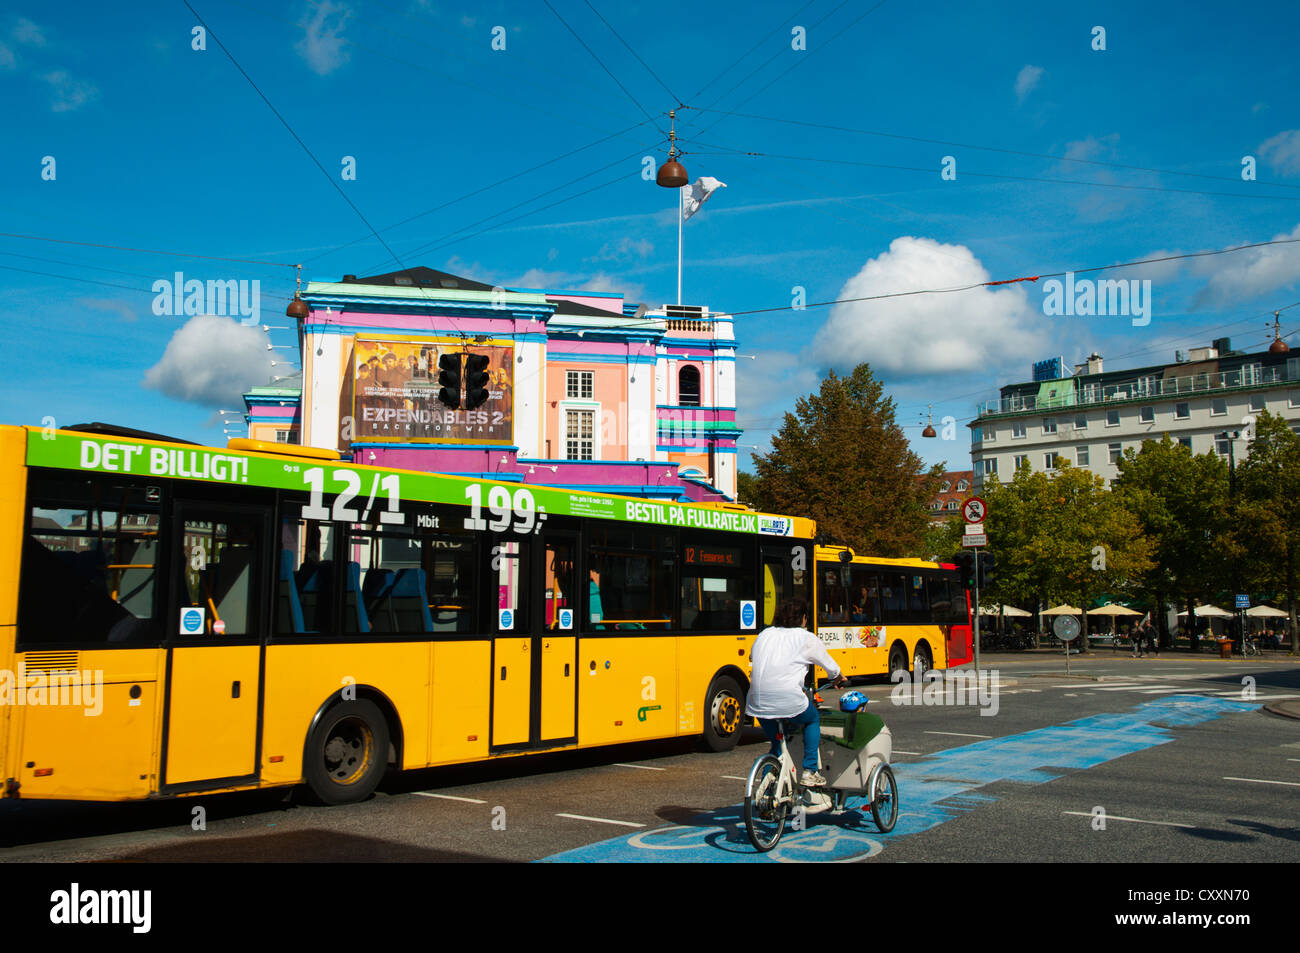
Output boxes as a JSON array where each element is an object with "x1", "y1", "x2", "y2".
[
  {"x1": 437, "y1": 353, "x2": 462, "y2": 409},
  {"x1": 953, "y1": 552, "x2": 975, "y2": 589},
  {"x1": 978, "y1": 551, "x2": 996, "y2": 589},
  {"x1": 464, "y1": 353, "x2": 491, "y2": 409}
]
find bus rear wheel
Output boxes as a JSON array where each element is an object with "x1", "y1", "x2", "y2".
[
  {"x1": 702, "y1": 675, "x2": 745, "y2": 752},
  {"x1": 304, "y1": 699, "x2": 390, "y2": 805},
  {"x1": 888, "y1": 646, "x2": 908, "y2": 681}
]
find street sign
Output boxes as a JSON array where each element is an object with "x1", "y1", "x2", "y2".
[
  {"x1": 1053, "y1": 615, "x2": 1080, "y2": 641},
  {"x1": 962, "y1": 497, "x2": 987, "y2": 524},
  {"x1": 1235, "y1": 594, "x2": 1250, "y2": 609},
  {"x1": 965, "y1": 522, "x2": 984, "y2": 535},
  {"x1": 962, "y1": 533, "x2": 987, "y2": 547}
]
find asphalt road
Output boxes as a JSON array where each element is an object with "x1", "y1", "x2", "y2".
[{"x1": 3, "y1": 652, "x2": 1297, "y2": 864}]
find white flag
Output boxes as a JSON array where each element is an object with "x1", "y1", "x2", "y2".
[{"x1": 681, "y1": 176, "x2": 727, "y2": 221}]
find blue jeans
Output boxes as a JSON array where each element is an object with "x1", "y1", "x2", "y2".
[{"x1": 759, "y1": 700, "x2": 820, "y2": 772}]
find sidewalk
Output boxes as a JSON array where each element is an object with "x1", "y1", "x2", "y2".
[{"x1": 1264, "y1": 700, "x2": 1300, "y2": 720}]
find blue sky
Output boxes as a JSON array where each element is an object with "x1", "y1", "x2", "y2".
[{"x1": 3, "y1": 0, "x2": 1299, "y2": 473}]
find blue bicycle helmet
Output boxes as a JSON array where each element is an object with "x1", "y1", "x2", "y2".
[{"x1": 839, "y1": 691, "x2": 867, "y2": 712}]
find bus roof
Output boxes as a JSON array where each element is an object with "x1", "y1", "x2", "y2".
[
  {"x1": 814, "y1": 544, "x2": 946, "y2": 570},
  {"x1": 17, "y1": 425, "x2": 815, "y2": 541}
]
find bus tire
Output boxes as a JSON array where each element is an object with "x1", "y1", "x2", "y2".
[
  {"x1": 304, "y1": 699, "x2": 390, "y2": 806},
  {"x1": 888, "y1": 646, "x2": 908, "y2": 681},
  {"x1": 702, "y1": 675, "x2": 745, "y2": 752},
  {"x1": 913, "y1": 643, "x2": 932, "y2": 678}
]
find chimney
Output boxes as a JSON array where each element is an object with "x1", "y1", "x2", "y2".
[{"x1": 1087, "y1": 353, "x2": 1103, "y2": 375}]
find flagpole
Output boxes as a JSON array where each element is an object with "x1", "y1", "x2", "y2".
[{"x1": 677, "y1": 186, "x2": 683, "y2": 306}]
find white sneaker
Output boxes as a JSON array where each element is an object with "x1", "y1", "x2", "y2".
[{"x1": 800, "y1": 770, "x2": 826, "y2": 787}]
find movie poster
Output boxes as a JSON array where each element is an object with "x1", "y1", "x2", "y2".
[{"x1": 352, "y1": 336, "x2": 514, "y2": 444}]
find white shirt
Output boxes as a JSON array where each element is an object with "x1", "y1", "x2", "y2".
[{"x1": 745, "y1": 625, "x2": 841, "y2": 718}]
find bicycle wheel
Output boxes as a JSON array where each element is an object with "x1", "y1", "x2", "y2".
[
  {"x1": 744, "y1": 755, "x2": 789, "y2": 852},
  {"x1": 870, "y1": 764, "x2": 898, "y2": 834}
]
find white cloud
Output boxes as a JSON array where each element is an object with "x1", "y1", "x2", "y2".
[
  {"x1": 13, "y1": 17, "x2": 46, "y2": 46},
  {"x1": 41, "y1": 70, "x2": 97, "y2": 111},
  {"x1": 810, "y1": 236, "x2": 1047, "y2": 379},
  {"x1": 1259, "y1": 129, "x2": 1300, "y2": 176},
  {"x1": 586, "y1": 236, "x2": 653, "y2": 264},
  {"x1": 143, "y1": 316, "x2": 274, "y2": 407},
  {"x1": 1014, "y1": 65, "x2": 1044, "y2": 104},
  {"x1": 296, "y1": 1, "x2": 351, "y2": 76},
  {"x1": 0, "y1": 41, "x2": 14, "y2": 70},
  {"x1": 78, "y1": 297, "x2": 139, "y2": 323},
  {"x1": 1190, "y1": 222, "x2": 1300, "y2": 307}
]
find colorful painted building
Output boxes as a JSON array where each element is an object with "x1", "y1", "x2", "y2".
[{"x1": 245, "y1": 267, "x2": 741, "y2": 501}]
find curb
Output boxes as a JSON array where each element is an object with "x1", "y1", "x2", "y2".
[{"x1": 1263, "y1": 701, "x2": 1300, "y2": 720}]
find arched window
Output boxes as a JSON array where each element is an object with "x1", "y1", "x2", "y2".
[{"x1": 678, "y1": 365, "x2": 701, "y2": 406}]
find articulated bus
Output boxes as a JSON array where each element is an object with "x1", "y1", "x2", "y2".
[
  {"x1": 0, "y1": 424, "x2": 814, "y2": 805},
  {"x1": 812, "y1": 546, "x2": 973, "y2": 681}
]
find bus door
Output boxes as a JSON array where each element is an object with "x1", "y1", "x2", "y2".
[
  {"x1": 535, "y1": 533, "x2": 578, "y2": 746},
  {"x1": 162, "y1": 502, "x2": 267, "y2": 790},
  {"x1": 490, "y1": 539, "x2": 530, "y2": 748}
]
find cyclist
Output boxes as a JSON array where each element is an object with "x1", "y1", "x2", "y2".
[{"x1": 746, "y1": 597, "x2": 846, "y2": 787}]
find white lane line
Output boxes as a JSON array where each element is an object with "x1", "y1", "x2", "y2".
[
  {"x1": 1097, "y1": 684, "x2": 1175, "y2": 691},
  {"x1": 892, "y1": 750, "x2": 923, "y2": 756},
  {"x1": 1062, "y1": 811, "x2": 1194, "y2": 829},
  {"x1": 1139, "y1": 688, "x2": 1188, "y2": 694},
  {"x1": 924, "y1": 730, "x2": 993, "y2": 739},
  {"x1": 555, "y1": 813, "x2": 646, "y2": 828},
  {"x1": 1223, "y1": 776, "x2": 1300, "y2": 787},
  {"x1": 414, "y1": 792, "x2": 487, "y2": 803},
  {"x1": 721, "y1": 775, "x2": 749, "y2": 781},
  {"x1": 612, "y1": 763, "x2": 666, "y2": 771},
  {"x1": 1063, "y1": 693, "x2": 1078, "y2": 697},
  {"x1": 1287, "y1": 759, "x2": 1300, "y2": 763}
]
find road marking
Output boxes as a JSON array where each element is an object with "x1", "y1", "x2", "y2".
[
  {"x1": 414, "y1": 792, "x2": 487, "y2": 803},
  {"x1": 1139, "y1": 688, "x2": 1187, "y2": 694},
  {"x1": 1287, "y1": 759, "x2": 1300, "y2": 763},
  {"x1": 612, "y1": 763, "x2": 666, "y2": 771},
  {"x1": 1063, "y1": 693, "x2": 1078, "y2": 697},
  {"x1": 893, "y1": 750, "x2": 923, "y2": 756},
  {"x1": 924, "y1": 730, "x2": 993, "y2": 739},
  {"x1": 555, "y1": 813, "x2": 646, "y2": 828},
  {"x1": 1097, "y1": 684, "x2": 1175, "y2": 691},
  {"x1": 1062, "y1": 811, "x2": 1194, "y2": 829},
  {"x1": 1223, "y1": 776, "x2": 1300, "y2": 787},
  {"x1": 721, "y1": 775, "x2": 749, "y2": 781}
]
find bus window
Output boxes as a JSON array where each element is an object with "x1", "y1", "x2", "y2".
[
  {"x1": 586, "y1": 525, "x2": 676, "y2": 631},
  {"x1": 908, "y1": 573, "x2": 929, "y2": 618},
  {"x1": 817, "y1": 562, "x2": 848, "y2": 625},
  {"x1": 849, "y1": 568, "x2": 879, "y2": 624},
  {"x1": 277, "y1": 502, "x2": 337, "y2": 635},
  {"x1": 545, "y1": 540, "x2": 576, "y2": 630},
  {"x1": 424, "y1": 533, "x2": 477, "y2": 634},
  {"x1": 879, "y1": 572, "x2": 907, "y2": 622},
  {"x1": 681, "y1": 532, "x2": 755, "y2": 631},
  {"x1": 18, "y1": 475, "x2": 162, "y2": 646},
  {"x1": 178, "y1": 512, "x2": 261, "y2": 638}
]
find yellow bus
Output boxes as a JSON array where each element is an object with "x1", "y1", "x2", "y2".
[
  {"x1": 0, "y1": 424, "x2": 814, "y2": 805},
  {"x1": 812, "y1": 545, "x2": 973, "y2": 681}
]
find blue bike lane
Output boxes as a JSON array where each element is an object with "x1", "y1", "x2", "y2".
[{"x1": 538, "y1": 695, "x2": 1258, "y2": 863}]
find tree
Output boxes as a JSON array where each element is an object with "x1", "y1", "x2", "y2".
[
  {"x1": 982, "y1": 460, "x2": 1154, "y2": 651},
  {"x1": 747, "y1": 363, "x2": 940, "y2": 556},
  {"x1": 1235, "y1": 411, "x2": 1300, "y2": 654},
  {"x1": 1112, "y1": 436, "x2": 1233, "y2": 651}
]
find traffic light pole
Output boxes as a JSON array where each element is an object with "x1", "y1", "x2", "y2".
[{"x1": 972, "y1": 547, "x2": 981, "y2": 673}]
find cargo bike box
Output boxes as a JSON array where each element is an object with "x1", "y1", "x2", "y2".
[{"x1": 817, "y1": 708, "x2": 892, "y2": 793}]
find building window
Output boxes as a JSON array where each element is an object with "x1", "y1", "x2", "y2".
[
  {"x1": 1290, "y1": 391, "x2": 1300, "y2": 409},
  {"x1": 1108, "y1": 443, "x2": 1122, "y2": 464},
  {"x1": 1215, "y1": 434, "x2": 1231, "y2": 456},
  {"x1": 1014, "y1": 454, "x2": 1028, "y2": 470},
  {"x1": 1175, "y1": 402, "x2": 1190, "y2": 420},
  {"x1": 1043, "y1": 417, "x2": 1057, "y2": 435},
  {"x1": 564, "y1": 409, "x2": 594, "y2": 460},
  {"x1": 946, "y1": 500, "x2": 959, "y2": 511},
  {"x1": 1012, "y1": 420, "x2": 1026, "y2": 439},
  {"x1": 1178, "y1": 436, "x2": 1192, "y2": 450},
  {"x1": 1211, "y1": 398, "x2": 1227, "y2": 416},
  {"x1": 1106, "y1": 410, "x2": 1120, "y2": 427},
  {"x1": 1074, "y1": 415, "x2": 1087, "y2": 431},
  {"x1": 274, "y1": 429, "x2": 291, "y2": 443},
  {"x1": 982, "y1": 426, "x2": 995, "y2": 443},
  {"x1": 678, "y1": 365, "x2": 701, "y2": 406},
  {"x1": 566, "y1": 370, "x2": 593, "y2": 399},
  {"x1": 1044, "y1": 453, "x2": 1057, "y2": 470},
  {"x1": 940, "y1": 482, "x2": 950, "y2": 493},
  {"x1": 1249, "y1": 394, "x2": 1265, "y2": 412},
  {"x1": 957, "y1": 479, "x2": 969, "y2": 491},
  {"x1": 1140, "y1": 406, "x2": 1154, "y2": 423},
  {"x1": 930, "y1": 502, "x2": 941, "y2": 510},
  {"x1": 981, "y1": 460, "x2": 997, "y2": 477},
  {"x1": 1077, "y1": 445, "x2": 1089, "y2": 467}
]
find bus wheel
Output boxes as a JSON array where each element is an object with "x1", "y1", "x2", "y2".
[
  {"x1": 888, "y1": 647, "x2": 908, "y2": 681},
  {"x1": 305, "y1": 699, "x2": 390, "y2": 805},
  {"x1": 913, "y1": 644, "x2": 932, "y2": 679},
  {"x1": 703, "y1": 676, "x2": 745, "y2": 752}
]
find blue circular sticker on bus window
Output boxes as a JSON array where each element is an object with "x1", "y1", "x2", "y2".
[
  {"x1": 740, "y1": 601, "x2": 756, "y2": 629},
  {"x1": 179, "y1": 607, "x2": 204, "y2": 634},
  {"x1": 499, "y1": 608, "x2": 514, "y2": 630},
  {"x1": 558, "y1": 608, "x2": 573, "y2": 630}
]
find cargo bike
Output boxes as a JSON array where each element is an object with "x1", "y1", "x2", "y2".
[{"x1": 743, "y1": 687, "x2": 898, "y2": 852}]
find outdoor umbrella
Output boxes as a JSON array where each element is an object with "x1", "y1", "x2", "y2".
[
  {"x1": 1246, "y1": 606, "x2": 1287, "y2": 618},
  {"x1": 1088, "y1": 602, "x2": 1142, "y2": 636}
]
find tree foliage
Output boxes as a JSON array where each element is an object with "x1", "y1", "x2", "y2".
[{"x1": 745, "y1": 363, "x2": 940, "y2": 556}]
